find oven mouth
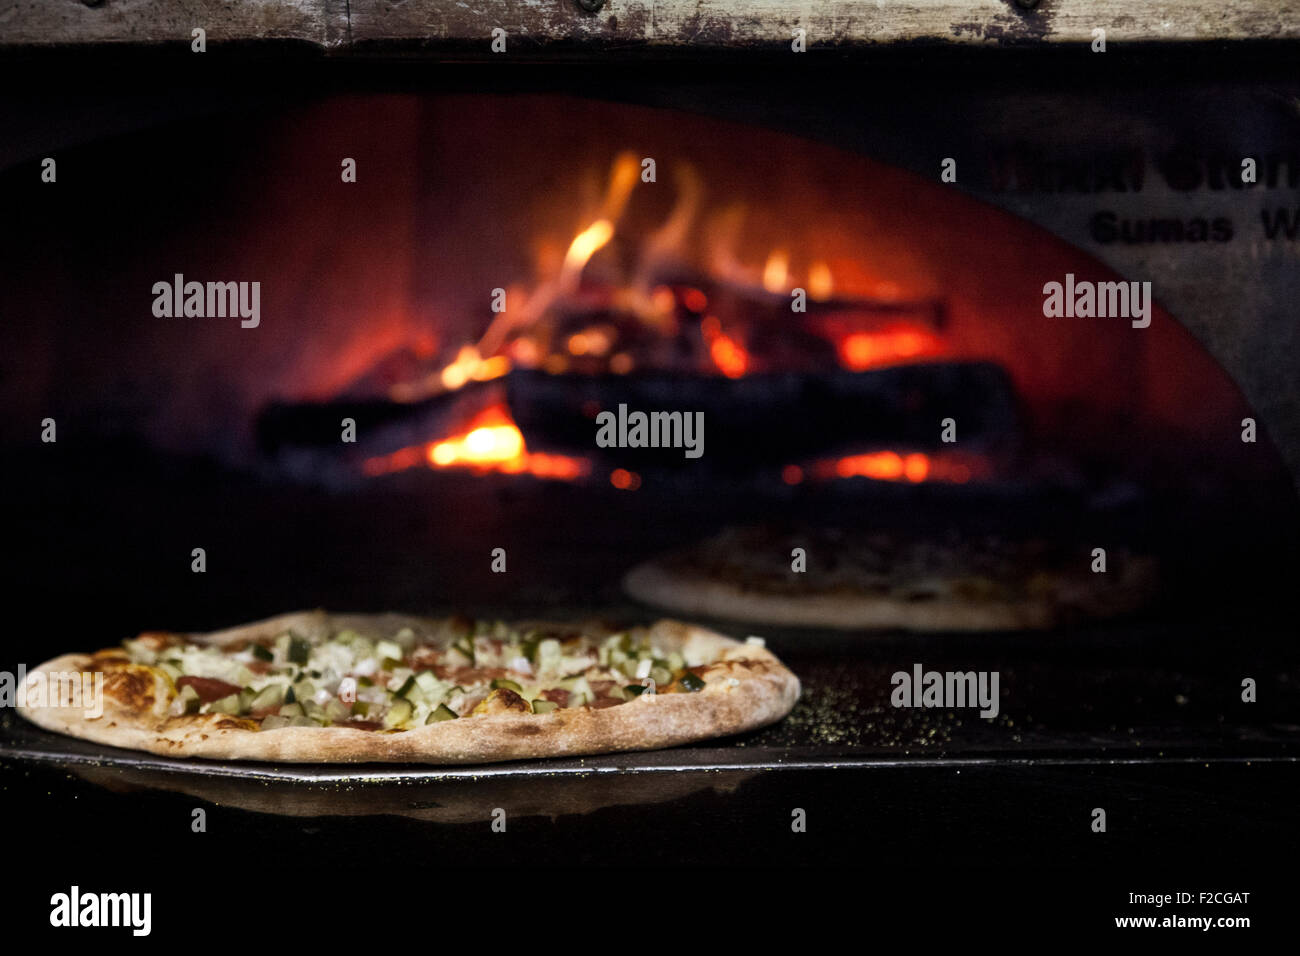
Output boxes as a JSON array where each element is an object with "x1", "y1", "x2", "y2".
[{"x1": 5, "y1": 88, "x2": 1289, "y2": 504}]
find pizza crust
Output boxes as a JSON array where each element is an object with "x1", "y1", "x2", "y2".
[{"x1": 17, "y1": 615, "x2": 800, "y2": 764}]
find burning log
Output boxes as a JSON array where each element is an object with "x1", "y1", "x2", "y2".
[
  {"x1": 255, "y1": 381, "x2": 506, "y2": 467},
  {"x1": 506, "y1": 360, "x2": 1021, "y2": 473},
  {"x1": 254, "y1": 147, "x2": 983, "y2": 486}
]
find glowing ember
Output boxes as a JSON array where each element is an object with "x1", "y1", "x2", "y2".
[
  {"x1": 363, "y1": 404, "x2": 589, "y2": 481},
  {"x1": 701, "y1": 316, "x2": 750, "y2": 379},
  {"x1": 809, "y1": 449, "x2": 978, "y2": 485},
  {"x1": 609, "y1": 468, "x2": 642, "y2": 490},
  {"x1": 837, "y1": 451, "x2": 928, "y2": 482},
  {"x1": 567, "y1": 326, "x2": 614, "y2": 357},
  {"x1": 681, "y1": 288, "x2": 708, "y2": 313},
  {"x1": 837, "y1": 329, "x2": 937, "y2": 372},
  {"x1": 507, "y1": 336, "x2": 543, "y2": 366}
]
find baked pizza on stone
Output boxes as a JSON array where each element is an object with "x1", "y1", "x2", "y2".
[{"x1": 17, "y1": 610, "x2": 799, "y2": 763}]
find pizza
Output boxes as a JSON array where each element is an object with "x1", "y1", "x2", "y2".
[
  {"x1": 623, "y1": 524, "x2": 1158, "y2": 631},
  {"x1": 16, "y1": 610, "x2": 799, "y2": 764}
]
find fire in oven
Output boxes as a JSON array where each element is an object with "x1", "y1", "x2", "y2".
[{"x1": 0, "y1": 19, "x2": 1296, "y2": 934}]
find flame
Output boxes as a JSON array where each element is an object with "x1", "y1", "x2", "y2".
[
  {"x1": 600, "y1": 152, "x2": 642, "y2": 222},
  {"x1": 363, "y1": 149, "x2": 959, "y2": 485},
  {"x1": 681, "y1": 288, "x2": 708, "y2": 313},
  {"x1": 440, "y1": 345, "x2": 511, "y2": 390},
  {"x1": 471, "y1": 153, "x2": 643, "y2": 366},
  {"x1": 562, "y1": 219, "x2": 615, "y2": 279},
  {"x1": 399, "y1": 151, "x2": 939, "y2": 407},
  {"x1": 701, "y1": 316, "x2": 750, "y2": 378},
  {"x1": 430, "y1": 408, "x2": 523, "y2": 466},
  {"x1": 808, "y1": 261, "x2": 834, "y2": 301},
  {"x1": 363, "y1": 404, "x2": 589, "y2": 480},
  {"x1": 632, "y1": 163, "x2": 702, "y2": 303},
  {"x1": 557, "y1": 153, "x2": 640, "y2": 289},
  {"x1": 389, "y1": 345, "x2": 511, "y2": 402},
  {"x1": 762, "y1": 249, "x2": 790, "y2": 293}
]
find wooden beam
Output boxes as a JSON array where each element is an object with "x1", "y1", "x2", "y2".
[{"x1": 1, "y1": 0, "x2": 1296, "y2": 50}]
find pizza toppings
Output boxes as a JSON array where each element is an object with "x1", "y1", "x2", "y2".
[
  {"x1": 20, "y1": 613, "x2": 802, "y2": 764},
  {"x1": 123, "y1": 620, "x2": 715, "y2": 732},
  {"x1": 175, "y1": 676, "x2": 242, "y2": 703}
]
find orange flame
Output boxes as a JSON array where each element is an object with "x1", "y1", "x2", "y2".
[
  {"x1": 558, "y1": 153, "x2": 640, "y2": 290},
  {"x1": 808, "y1": 261, "x2": 834, "y2": 301},
  {"x1": 388, "y1": 345, "x2": 511, "y2": 402},
  {"x1": 599, "y1": 152, "x2": 642, "y2": 222},
  {"x1": 442, "y1": 346, "x2": 511, "y2": 390},
  {"x1": 562, "y1": 219, "x2": 615, "y2": 279},
  {"x1": 762, "y1": 249, "x2": 790, "y2": 293},
  {"x1": 363, "y1": 404, "x2": 589, "y2": 481}
]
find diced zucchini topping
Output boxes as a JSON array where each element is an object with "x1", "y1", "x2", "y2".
[
  {"x1": 427, "y1": 704, "x2": 458, "y2": 723},
  {"x1": 129, "y1": 619, "x2": 715, "y2": 731},
  {"x1": 287, "y1": 635, "x2": 311, "y2": 666},
  {"x1": 383, "y1": 697, "x2": 413, "y2": 729}
]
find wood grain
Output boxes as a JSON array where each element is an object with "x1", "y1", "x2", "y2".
[{"x1": 1, "y1": 0, "x2": 1296, "y2": 49}]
